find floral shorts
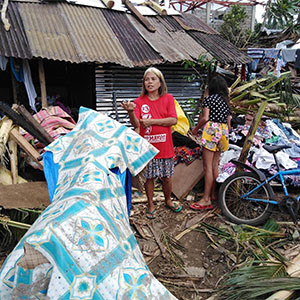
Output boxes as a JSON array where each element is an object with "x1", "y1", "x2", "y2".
[
  {"x1": 200, "y1": 121, "x2": 229, "y2": 152},
  {"x1": 144, "y1": 158, "x2": 174, "y2": 179}
]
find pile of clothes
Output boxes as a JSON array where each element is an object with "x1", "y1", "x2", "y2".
[{"x1": 218, "y1": 114, "x2": 300, "y2": 186}]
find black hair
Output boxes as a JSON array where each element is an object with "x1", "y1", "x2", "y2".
[{"x1": 208, "y1": 75, "x2": 229, "y2": 104}]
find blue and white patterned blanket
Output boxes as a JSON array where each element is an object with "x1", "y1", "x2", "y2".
[{"x1": 0, "y1": 107, "x2": 177, "y2": 300}]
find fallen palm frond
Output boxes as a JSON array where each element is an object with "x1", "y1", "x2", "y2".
[
  {"x1": 161, "y1": 231, "x2": 185, "y2": 270},
  {"x1": 229, "y1": 72, "x2": 299, "y2": 126},
  {"x1": 216, "y1": 263, "x2": 300, "y2": 300},
  {"x1": 194, "y1": 218, "x2": 293, "y2": 265}
]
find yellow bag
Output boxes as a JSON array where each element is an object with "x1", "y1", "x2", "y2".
[{"x1": 172, "y1": 99, "x2": 190, "y2": 136}]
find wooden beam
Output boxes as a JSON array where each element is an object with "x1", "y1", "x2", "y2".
[
  {"x1": 0, "y1": 101, "x2": 50, "y2": 146},
  {"x1": 122, "y1": 0, "x2": 156, "y2": 32},
  {"x1": 9, "y1": 127, "x2": 43, "y2": 171},
  {"x1": 0, "y1": 116, "x2": 13, "y2": 158},
  {"x1": 17, "y1": 104, "x2": 54, "y2": 145},
  {"x1": 102, "y1": 0, "x2": 114, "y2": 8},
  {"x1": 8, "y1": 139, "x2": 18, "y2": 184},
  {"x1": 38, "y1": 59, "x2": 48, "y2": 108},
  {"x1": 144, "y1": 1, "x2": 167, "y2": 16}
]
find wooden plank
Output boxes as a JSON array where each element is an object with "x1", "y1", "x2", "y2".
[
  {"x1": 38, "y1": 59, "x2": 48, "y2": 108},
  {"x1": 122, "y1": 0, "x2": 156, "y2": 32},
  {"x1": 9, "y1": 127, "x2": 43, "y2": 170},
  {"x1": 144, "y1": 1, "x2": 167, "y2": 16},
  {"x1": 17, "y1": 105, "x2": 54, "y2": 145},
  {"x1": 0, "y1": 181, "x2": 50, "y2": 209},
  {"x1": 8, "y1": 139, "x2": 18, "y2": 184},
  {"x1": 0, "y1": 101, "x2": 49, "y2": 146},
  {"x1": 172, "y1": 159, "x2": 204, "y2": 201}
]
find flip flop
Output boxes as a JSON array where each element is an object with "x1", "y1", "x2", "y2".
[
  {"x1": 189, "y1": 203, "x2": 213, "y2": 210},
  {"x1": 166, "y1": 202, "x2": 182, "y2": 213},
  {"x1": 145, "y1": 209, "x2": 156, "y2": 219}
]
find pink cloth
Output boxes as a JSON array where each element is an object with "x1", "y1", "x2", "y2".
[{"x1": 21, "y1": 106, "x2": 76, "y2": 152}]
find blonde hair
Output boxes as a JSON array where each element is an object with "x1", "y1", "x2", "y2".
[{"x1": 140, "y1": 67, "x2": 168, "y2": 97}]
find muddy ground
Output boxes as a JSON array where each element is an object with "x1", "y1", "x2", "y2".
[{"x1": 0, "y1": 186, "x2": 299, "y2": 300}]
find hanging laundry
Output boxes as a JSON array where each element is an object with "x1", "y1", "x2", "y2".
[
  {"x1": 281, "y1": 49, "x2": 297, "y2": 63},
  {"x1": 0, "y1": 56, "x2": 8, "y2": 71},
  {"x1": 23, "y1": 59, "x2": 37, "y2": 112},
  {"x1": 247, "y1": 48, "x2": 265, "y2": 59}
]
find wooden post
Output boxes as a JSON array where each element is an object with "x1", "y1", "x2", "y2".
[
  {"x1": 8, "y1": 139, "x2": 18, "y2": 184},
  {"x1": 38, "y1": 59, "x2": 48, "y2": 108},
  {"x1": 206, "y1": 2, "x2": 211, "y2": 25},
  {"x1": 102, "y1": 0, "x2": 114, "y2": 8}
]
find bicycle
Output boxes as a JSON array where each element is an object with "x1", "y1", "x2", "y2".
[{"x1": 218, "y1": 144, "x2": 300, "y2": 226}]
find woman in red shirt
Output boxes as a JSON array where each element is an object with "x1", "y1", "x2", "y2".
[{"x1": 121, "y1": 67, "x2": 182, "y2": 219}]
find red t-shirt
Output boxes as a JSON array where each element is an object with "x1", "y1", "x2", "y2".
[{"x1": 134, "y1": 94, "x2": 177, "y2": 159}]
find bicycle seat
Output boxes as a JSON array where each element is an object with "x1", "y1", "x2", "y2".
[{"x1": 263, "y1": 144, "x2": 291, "y2": 153}]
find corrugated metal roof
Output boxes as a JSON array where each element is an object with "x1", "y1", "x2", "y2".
[
  {"x1": 18, "y1": 2, "x2": 79, "y2": 62},
  {"x1": 174, "y1": 14, "x2": 218, "y2": 34},
  {"x1": 0, "y1": 0, "x2": 31, "y2": 59},
  {"x1": 188, "y1": 31, "x2": 251, "y2": 64},
  {"x1": 0, "y1": 1, "x2": 251, "y2": 65},
  {"x1": 17, "y1": 2, "x2": 136, "y2": 65},
  {"x1": 128, "y1": 15, "x2": 210, "y2": 63},
  {"x1": 101, "y1": 9, "x2": 162, "y2": 67}
]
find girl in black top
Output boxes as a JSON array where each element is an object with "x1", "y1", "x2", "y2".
[{"x1": 190, "y1": 75, "x2": 231, "y2": 210}]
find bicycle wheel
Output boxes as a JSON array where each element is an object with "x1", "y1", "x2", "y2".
[{"x1": 218, "y1": 172, "x2": 274, "y2": 225}]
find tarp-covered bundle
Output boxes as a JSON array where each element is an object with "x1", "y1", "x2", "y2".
[{"x1": 0, "y1": 107, "x2": 177, "y2": 299}]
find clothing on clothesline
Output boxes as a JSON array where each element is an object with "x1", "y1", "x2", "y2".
[
  {"x1": 247, "y1": 48, "x2": 265, "y2": 59},
  {"x1": 0, "y1": 56, "x2": 8, "y2": 71},
  {"x1": 281, "y1": 49, "x2": 297, "y2": 63},
  {"x1": 22, "y1": 59, "x2": 37, "y2": 112}
]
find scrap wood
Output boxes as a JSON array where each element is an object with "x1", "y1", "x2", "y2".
[
  {"x1": 0, "y1": 101, "x2": 49, "y2": 146},
  {"x1": 0, "y1": 117, "x2": 13, "y2": 160},
  {"x1": 147, "y1": 223, "x2": 168, "y2": 259},
  {"x1": 17, "y1": 105, "x2": 54, "y2": 145},
  {"x1": 8, "y1": 139, "x2": 18, "y2": 184},
  {"x1": 175, "y1": 208, "x2": 216, "y2": 241},
  {"x1": 154, "y1": 273, "x2": 205, "y2": 281},
  {"x1": 9, "y1": 127, "x2": 43, "y2": 170},
  {"x1": 131, "y1": 220, "x2": 153, "y2": 239},
  {"x1": 158, "y1": 277, "x2": 214, "y2": 291}
]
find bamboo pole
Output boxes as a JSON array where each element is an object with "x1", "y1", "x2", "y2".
[
  {"x1": 0, "y1": 116, "x2": 13, "y2": 160},
  {"x1": 38, "y1": 59, "x2": 48, "y2": 108},
  {"x1": 144, "y1": 1, "x2": 167, "y2": 16},
  {"x1": 8, "y1": 139, "x2": 18, "y2": 184}
]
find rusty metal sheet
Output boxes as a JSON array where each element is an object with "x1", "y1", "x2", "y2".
[
  {"x1": 128, "y1": 15, "x2": 209, "y2": 63},
  {"x1": 17, "y1": 2, "x2": 135, "y2": 66},
  {"x1": 174, "y1": 14, "x2": 218, "y2": 34},
  {"x1": 0, "y1": 0, "x2": 32, "y2": 59},
  {"x1": 58, "y1": 4, "x2": 134, "y2": 66},
  {"x1": 102, "y1": 9, "x2": 162, "y2": 67},
  {"x1": 189, "y1": 31, "x2": 252, "y2": 64}
]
